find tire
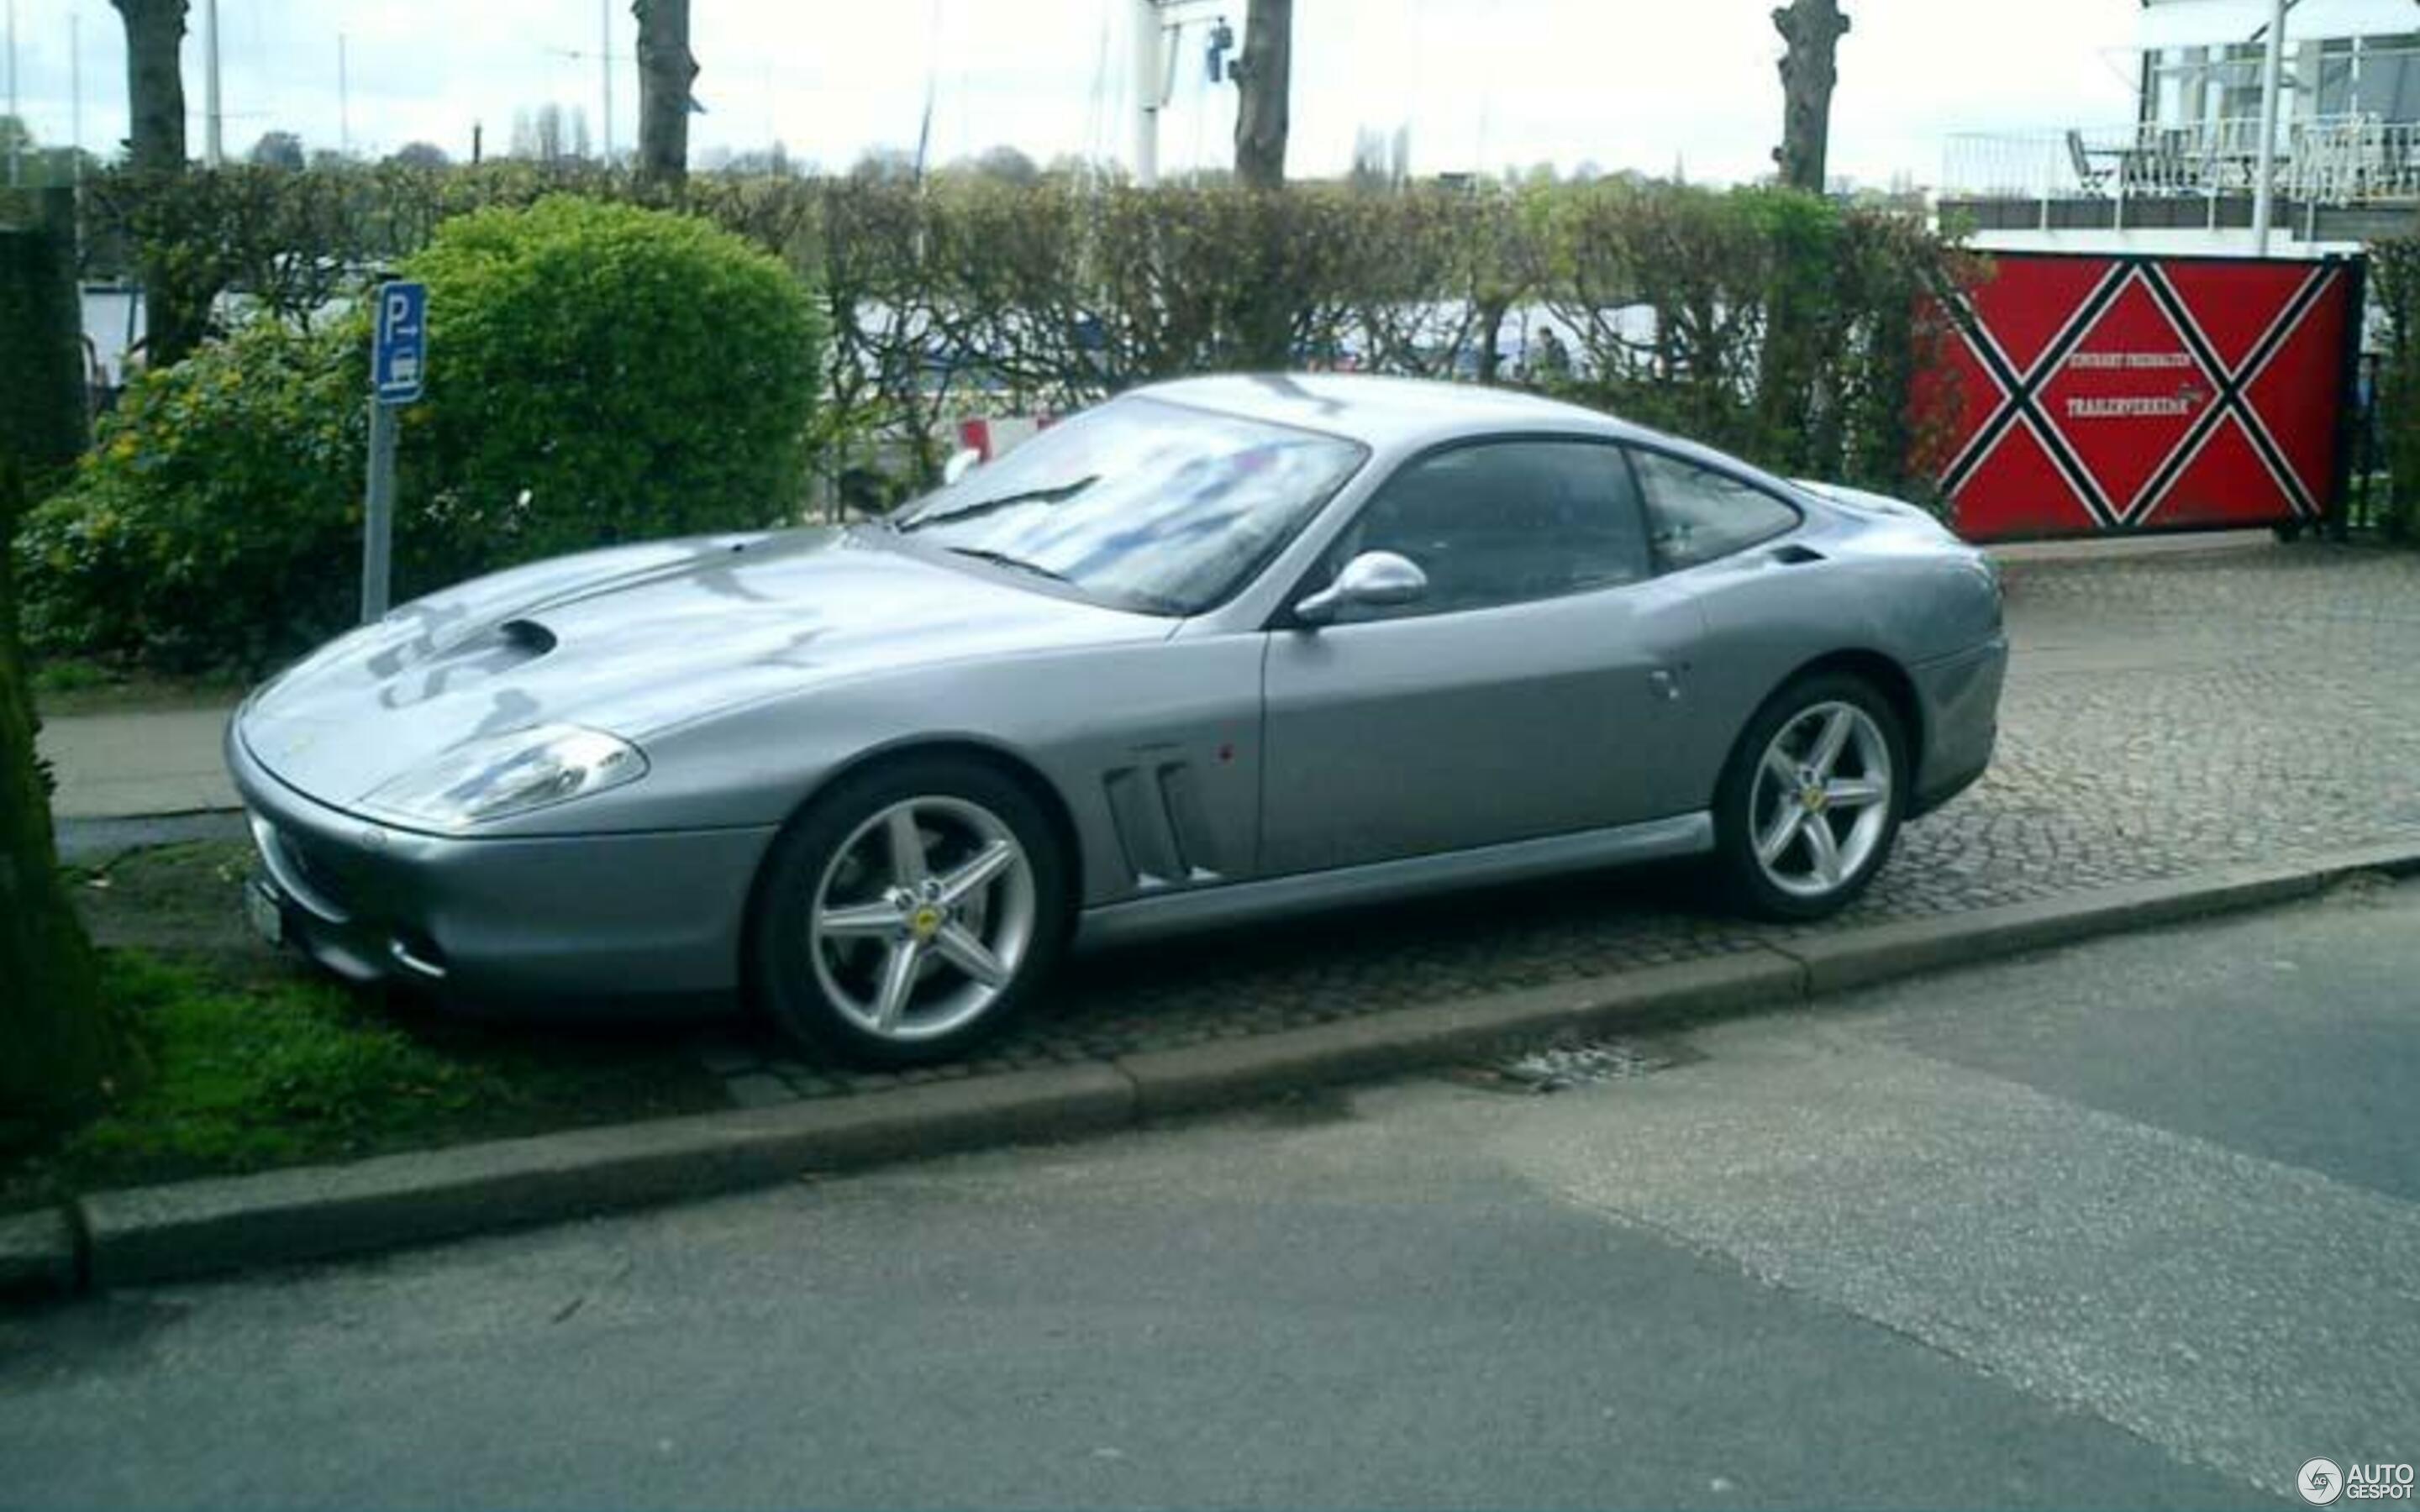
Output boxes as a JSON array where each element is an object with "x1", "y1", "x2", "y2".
[
  {"x1": 750, "y1": 755, "x2": 1069, "y2": 1066},
  {"x1": 1710, "y1": 673, "x2": 1909, "y2": 921}
]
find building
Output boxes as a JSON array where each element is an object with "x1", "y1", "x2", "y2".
[{"x1": 1942, "y1": 0, "x2": 2420, "y2": 255}]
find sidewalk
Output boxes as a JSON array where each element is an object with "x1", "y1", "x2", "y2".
[{"x1": 37, "y1": 704, "x2": 243, "y2": 820}]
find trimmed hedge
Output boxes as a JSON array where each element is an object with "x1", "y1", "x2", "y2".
[
  {"x1": 42, "y1": 168, "x2": 1975, "y2": 673},
  {"x1": 74, "y1": 164, "x2": 1975, "y2": 494}
]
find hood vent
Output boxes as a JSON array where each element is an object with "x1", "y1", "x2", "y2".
[{"x1": 495, "y1": 618, "x2": 557, "y2": 655}]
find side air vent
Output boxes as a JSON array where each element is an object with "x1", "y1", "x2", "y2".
[
  {"x1": 1103, "y1": 760, "x2": 1226, "y2": 889},
  {"x1": 1155, "y1": 763, "x2": 1224, "y2": 880}
]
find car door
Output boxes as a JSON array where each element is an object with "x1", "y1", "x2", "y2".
[{"x1": 1259, "y1": 438, "x2": 1707, "y2": 878}]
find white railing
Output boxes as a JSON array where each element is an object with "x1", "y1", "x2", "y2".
[{"x1": 1943, "y1": 117, "x2": 2420, "y2": 205}]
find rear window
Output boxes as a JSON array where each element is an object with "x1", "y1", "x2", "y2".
[{"x1": 1630, "y1": 450, "x2": 1803, "y2": 570}]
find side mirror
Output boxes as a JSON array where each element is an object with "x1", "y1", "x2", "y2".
[
  {"x1": 941, "y1": 447, "x2": 983, "y2": 486},
  {"x1": 1293, "y1": 550, "x2": 1428, "y2": 625}
]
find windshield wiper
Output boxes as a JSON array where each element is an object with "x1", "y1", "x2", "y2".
[
  {"x1": 944, "y1": 547, "x2": 1077, "y2": 587},
  {"x1": 901, "y1": 475, "x2": 1100, "y2": 531}
]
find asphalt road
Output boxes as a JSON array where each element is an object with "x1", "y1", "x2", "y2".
[{"x1": 7, "y1": 879, "x2": 2417, "y2": 1509}]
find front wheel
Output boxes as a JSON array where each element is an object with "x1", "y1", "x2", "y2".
[
  {"x1": 750, "y1": 757, "x2": 1068, "y2": 1065},
  {"x1": 1711, "y1": 674, "x2": 1907, "y2": 921}
]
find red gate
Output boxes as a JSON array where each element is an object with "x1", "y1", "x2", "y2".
[{"x1": 1928, "y1": 252, "x2": 2363, "y2": 542}]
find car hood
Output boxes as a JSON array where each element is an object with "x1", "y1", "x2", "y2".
[{"x1": 240, "y1": 526, "x2": 1168, "y2": 806}]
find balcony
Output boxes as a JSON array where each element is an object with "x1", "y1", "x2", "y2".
[{"x1": 1940, "y1": 117, "x2": 2420, "y2": 244}]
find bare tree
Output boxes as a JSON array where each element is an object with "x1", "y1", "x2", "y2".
[
  {"x1": 633, "y1": 0, "x2": 699, "y2": 191},
  {"x1": 1232, "y1": 0, "x2": 1292, "y2": 191},
  {"x1": 533, "y1": 104, "x2": 567, "y2": 163},
  {"x1": 971, "y1": 144, "x2": 1041, "y2": 186},
  {"x1": 1347, "y1": 127, "x2": 1412, "y2": 191},
  {"x1": 1773, "y1": 0, "x2": 1850, "y2": 194},
  {"x1": 247, "y1": 129, "x2": 306, "y2": 171}
]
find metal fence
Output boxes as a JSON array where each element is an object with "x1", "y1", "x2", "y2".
[{"x1": 1943, "y1": 117, "x2": 2420, "y2": 206}]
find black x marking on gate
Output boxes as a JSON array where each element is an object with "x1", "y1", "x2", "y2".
[
  {"x1": 2130, "y1": 261, "x2": 2335, "y2": 524},
  {"x1": 1939, "y1": 264, "x2": 2133, "y2": 529}
]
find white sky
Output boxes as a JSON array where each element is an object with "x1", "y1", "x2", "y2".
[{"x1": 9, "y1": 0, "x2": 2147, "y2": 186}]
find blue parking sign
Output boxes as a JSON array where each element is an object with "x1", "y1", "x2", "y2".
[{"x1": 372, "y1": 281, "x2": 427, "y2": 404}]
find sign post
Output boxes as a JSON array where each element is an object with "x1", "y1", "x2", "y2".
[{"x1": 362, "y1": 280, "x2": 426, "y2": 622}]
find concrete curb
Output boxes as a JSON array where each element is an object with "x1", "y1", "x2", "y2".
[
  {"x1": 1776, "y1": 859, "x2": 2341, "y2": 995},
  {"x1": 39, "y1": 840, "x2": 2420, "y2": 1294},
  {"x1": 1114, "y1": 949, "x2": 1804, "y2": 1120},
  {"x1": 81, "y1": 1064, "x2": 1134, "y2": 1289},
  {"x1": 0, "y1": 1207, "x2": 80, "y2": 1303}
]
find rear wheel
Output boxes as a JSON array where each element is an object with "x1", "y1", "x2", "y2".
[
  {"x1": 750, "y1": 757, "x2": 1067, "y2": 1065},
  {"x1": 1712, "y1": 674, "x2": 1907, "y2": 921}
]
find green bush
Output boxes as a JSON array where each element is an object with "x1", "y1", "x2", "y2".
[
  {"x1": 18, "y1": 319, "x2": 366, "y2": 672},
  {"x1": 23, "y1": 196, "x2": 823, "y2": 674},
  {"x1": 401, "y1": 196, "x2": 823, "y2": 586}
]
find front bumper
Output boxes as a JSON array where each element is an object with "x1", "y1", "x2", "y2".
[{"x1": 228, "y1": 720, "x2": 776, "y2": 1007}]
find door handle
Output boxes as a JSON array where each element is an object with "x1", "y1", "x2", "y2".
[{"x1": 1648, "y1": 668, "x2": 1682, "y2": 701}]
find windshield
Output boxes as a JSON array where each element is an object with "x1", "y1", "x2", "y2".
[{"x1": 892, "y1": 396, "x2": 1367, "y2": 615}]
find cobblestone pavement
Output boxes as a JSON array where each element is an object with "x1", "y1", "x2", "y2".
[{"x1": 701, "y1": 538, "x2": 2420, "y2": 1104}]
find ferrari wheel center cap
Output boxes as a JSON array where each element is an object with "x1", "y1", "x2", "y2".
[{"x1": 909, "y1": 905, "x2": 946, "y2": 941}]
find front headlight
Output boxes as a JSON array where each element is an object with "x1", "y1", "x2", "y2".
[{"x1": 360, "y1": 724, "x2": 648, "y2": 831}]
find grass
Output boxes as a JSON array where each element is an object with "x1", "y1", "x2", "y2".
[
  {"x1": 3, "y1": 841, "x2": 732, "y2": 1208},
  {"x1": 29, "y1": 656, "x2": 251, "y2": 718},
  {"x1": 61, "y1": 954, "x2": 525, "y2": 1184}
]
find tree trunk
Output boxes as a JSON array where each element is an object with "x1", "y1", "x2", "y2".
[
  {"x1": 0, "y1": 454, "x2": 142, "y2": 1151},
  {"x1": 108, "y1": 0, "x2": 207, "y2": 367},
  {"x1": 1232, "y1": 0, "x2": 1292, "y2": 192},
  {"x1": 632, "y1": 0, "x2": 698, "y2": 192},
  {"x1": 0, "y1": 192, "x2": 91, "y2": 493},
  {"x1": 111, "y1": 0, "x2": 187, "y2": 175},
  {"x1": 1772, "y1": 0, "x2": 1850, "y2": 194}
]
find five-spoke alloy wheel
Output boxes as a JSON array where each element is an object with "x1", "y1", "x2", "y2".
[
  {"x1": 1713, "y1": 674, "x2": 1907, "y2": 920},
  {"x1": 753, "y1": 757, "x2": 1067, "y2": 1064}
]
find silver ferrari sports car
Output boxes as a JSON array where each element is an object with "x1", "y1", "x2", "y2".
[{"x1": 231, "y1": 375, "x2": 2006, "y2": 1063}]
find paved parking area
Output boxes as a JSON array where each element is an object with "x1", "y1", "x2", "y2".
[{"x1": 707, "y1": 538, "x2": 2420, "y2": 1101}]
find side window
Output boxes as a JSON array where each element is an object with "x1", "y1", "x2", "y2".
[
  {"x1": 1323, "y1": 441, "x2": 1652, "y2": 621},
  {"x1": 1630, "y1": 450, "x2": 1802, "y2": 571}
]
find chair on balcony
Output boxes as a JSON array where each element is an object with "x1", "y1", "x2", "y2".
[
  {"x1": 2119, "y1": 126, "x2": 2191, "y2": 197},
  {"x1": 2065, "y1": 129, "x2": 2120, "y2": 194}
]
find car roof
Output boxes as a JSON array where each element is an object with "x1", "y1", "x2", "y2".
[{"x1": 1131, "y1": 372, "x2": 1639, "y2": 452}]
